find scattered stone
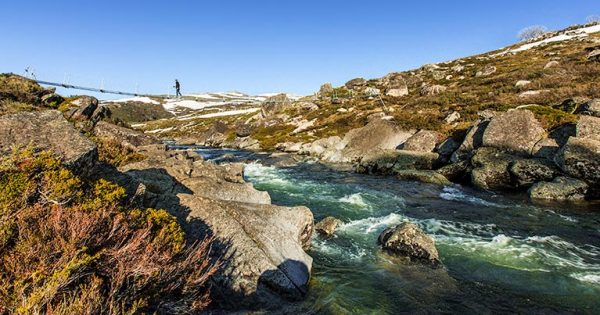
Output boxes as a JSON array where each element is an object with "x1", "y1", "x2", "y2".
[
  {"x1": 236, "y1": 123, "x2": 252, "y2": 137},
  {"x1": 555, "y1": 137, "x2": 600, "y2": 185},
  {"x1": 444, "y1": 111, "x2": 461, "y2": 124},
  {"x1": 544, "y1": 60, "x2": 560, "y2": 69},
  {"x1": 482, "y1": 109, "x2": 545, "y2": 156},
  {"x1": 315, "y1": 216, "x2": 343, "y2": 236},
  {"x1": 386, "y1": 87, "x2": 409, "y2": 97},
  {"x1": 420, "y1": 84, "x2": 447, "y2": 96},
  {"x1": 402, "y1": 130, "x2": 440, "y2": 152},
  {"x1": 378, "y1": 222, "x2": 441, "y2": 266},
  {"x1": 365, "y1": 87, "x2": 381, "y2": 96},
  {"x1": 529, "y1": 177, "x2": 588, "y2": 201},
  {"x1": 451, "y1": 64, "x2": 464, "y2": 72},
  {"x1": 475, "y1": 65, "x2": 497, "y2": 77},
  {"x1": 576, "y1": 115, "x2": 600, "y2": 142},
  {"x1": 515, "y1": 80, "x2": 532, "y2": 88}
]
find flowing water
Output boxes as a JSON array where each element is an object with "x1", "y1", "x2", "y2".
[{"x1": 193, "y1": 147, "x2": 600, "y2": 314}]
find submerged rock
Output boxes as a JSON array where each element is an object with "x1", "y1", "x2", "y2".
[
  {"x1": 378, "y1": 222, "x2": 441, "y2": 266},
  {"x1": 315, "y1": 216, "x2": 343, "y2": 237},
  {"x1": 529, "y1": 177, "x2": 588, "y2": 201}
]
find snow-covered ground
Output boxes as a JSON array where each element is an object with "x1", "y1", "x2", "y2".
[
  {"x1": 510, "y1": 24, "x2": 600, "y2": 53},
  {"x1": 177, "y1": 108, "x2": 260, "y2": 120},
  {"x1": 104, "y1": 96, "x2": 160, "y2": 105}
]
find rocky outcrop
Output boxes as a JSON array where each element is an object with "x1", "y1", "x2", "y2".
[
  {"x1": 481, "y1": 109, "x2": 545, "y2": 156},
  {"x1": 529, "y1": 177, "x2": 588, "y2": 201},
  {"x1": 378, "y1": 222, "x2": 441, "y2": 266},
  {"x1": 402, "y1": 130, "x2": 440, "y2": 152},
  {"x1": 319, "y1": 83, "x2": 334, "y2": 96},
  {"x1": 315, "y1": 216, "x2": 343, "y2": 237},
  {"x1": 261, "y1": 94, "x2": 291, "y2": 117},
  {"x1": 94, "y1": 121, "x2": 158, "y2": 150},
  {"x1": 555, "y1": 137, "x2": 600, "y2": 185},
  {"x1": 345, "y1": 78, "x2": 367, "y2": 90},
  {"x1": 0, "y1": 110, "x2": 97, "y2": 173},
  {"x1": 587, "y1": 49, "x2": 600, "y2": 62},
  {"x1": 576, "y1": 115, "x2": 600, "y2": 142},
  {"x1": 420, "y1": 84, "x2": 447, "y2": 96},
  {"x1": 68, "y1": 96, "x2": 99, "y2": 121}
]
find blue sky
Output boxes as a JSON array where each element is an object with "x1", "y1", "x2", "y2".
[{"x1": 0, "y1": 1, "x2": 597, "y2": 98}]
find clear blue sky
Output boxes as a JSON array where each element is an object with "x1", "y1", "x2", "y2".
[{"x1": 0, "y1": 1, "x2": 597, "y2": 98}]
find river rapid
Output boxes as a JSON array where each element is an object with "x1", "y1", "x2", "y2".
[{"x1": 193, "y1": 147, "x2": 600, "y2": 314}]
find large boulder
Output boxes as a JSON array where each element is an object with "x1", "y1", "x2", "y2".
[
  {"x1": 481, "y1": 109, "x2": 546, "y2": 156},
  {"x1": 470, "y1": 147, "x2": 518, "y2": 191},
  {"x1": 475, "y1": 65, "x2": 497, "y2": 77},
  {"x1": 529, "y1": 177, "x2": 588, "y2": 201},
  {"x1": 508, "y1": 158, "x2": 559, "y2": 188},
  {"x1": 341, "y1": 120, "x2": 415, "y2": 162},
  {"x1": 68, "y1": 96, "x2": 99, "y2": 121},
  {"x1": 576, "y1": 115, "x2": 600, "y2": 142},
  {"x1": 318, "y1": 83, "x2": 334, "y2": 96},
  {"x1": 420, "y1": 84, "x2": 447, "y2": 96},
  {"x1": 315, "y1": 216, "x2": 343, "y2": 237},
  {"x1": 402, "y1": 130, "x2": 440, "y2": 152},
  {"x1": 0, "y1": 110, "x2": 97, "y2": 173},
  {"x1": 378, "y1": 222, "x2": 441, "y2": 266},
  {"x1": 555, "y1": 137, "x2": 600, "y2": 185},
  {"x1": 94, "y1": 121, "x2": 158, "y2": 150},
  {"x1": 261, "y1": 94, "x2": 291, "y2": 117},
  {"x1": 181, "y1": 195, "x2": 313, "y2": 306}
]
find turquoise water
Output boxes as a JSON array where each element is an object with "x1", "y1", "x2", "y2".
[{"x1": 198, "y1": 148, "x2": 600, "y2": 314}]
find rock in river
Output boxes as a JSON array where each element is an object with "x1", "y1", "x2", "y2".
[
  {"x1": 315, "y1": 216, "x2": 343, "y2": 236},
  {"x1": 378, "y1": 222, "x2": 441, "y2": 267}
]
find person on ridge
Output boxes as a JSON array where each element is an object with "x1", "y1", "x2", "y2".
[{"x1": 175, "y1": 79, "x2": 181, "y2": 98}]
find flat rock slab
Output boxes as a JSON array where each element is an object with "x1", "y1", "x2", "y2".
[{"x1": 0, "y1": 110, "x2": 97, "y2": 172}]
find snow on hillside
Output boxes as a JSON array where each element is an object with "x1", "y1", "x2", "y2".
[
  {"x1": 511, "y1": 24, "x2": 600, "y2": 53},
  {"x1": 104, "y1": 96, "x2": 160, "y2": 105}
]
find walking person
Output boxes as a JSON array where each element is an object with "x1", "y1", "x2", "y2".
[{"x1": 175, "y1": 79, "x2": 182, "y2": 98}]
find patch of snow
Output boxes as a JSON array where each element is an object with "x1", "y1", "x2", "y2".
[
  {"x1": 511, "y1": 24, "x2": 600, "y2": 53},
  {"x1": 105, "y1": 96, "x2": 160, "y2": 105},
  {"x1": 192, "y1": 108, "x2": 260, "y2": 119}
]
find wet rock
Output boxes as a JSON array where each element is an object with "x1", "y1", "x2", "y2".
[
  {"x1": 529, "y1": 177, "x2": 588, "y2": 201},
  {"x1": 555, "y1": 137, "x2": 600, "y2": 185},
  {"x1": 508, "y1": 159, "x2": 559, "y2": 187},
  {"x1": 436, "y1": 160, "x2": 471, "y2": 182},
  {"x1": 451, "y1": 120, "x2": 489, "y2": 162},
  {"x1": 341, "y1": 120, "x2": 415, "y2": 162},
  {"x1": 471, "y1": 147, "x2": 518, "y2": 191},
  {"x1": 378, "y1": 222, "x2": 441, "y2": 266},
  {"x1": 575, "y1": 99, "x2": 600, "y2": 117},
  {"x1": 0, "y1": 110, "x2": 97, "y2": 173},
  {"x1": 357, "y1": 149, "x2": 440, "y2": 174},
  {"x1": 482, "y1": 109, "x2": 545, "y2": 156},
  {"x1": 576, "y1": 115, "x2": 600, "y2": 142},
  {"x1": 402, "y1": 130, "x2": 440, "y2": 153},
  {"x1": 315, "y1": 216, "x2": 343, "y2": 237},
  {"x1": 396, "y1": 170, "x2": 451, "y2": 186}
]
